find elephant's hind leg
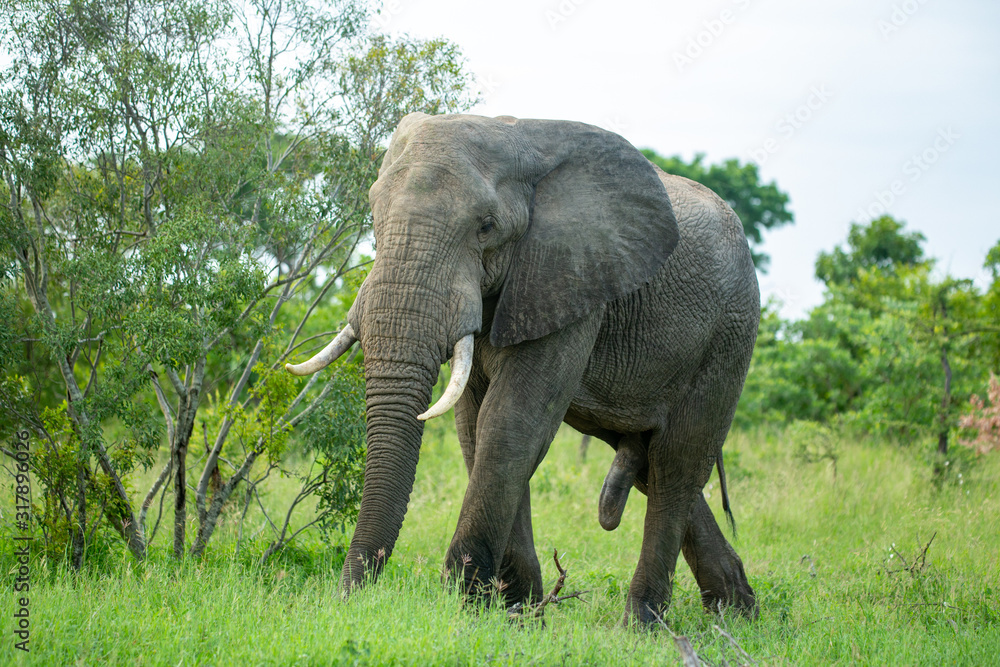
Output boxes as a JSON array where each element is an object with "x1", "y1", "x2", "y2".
[
  {"x1": 624, "y1": 330, "x2": 755, "y2": 627},
  {"x1": 623, "y1": 432, "x2": 710, "y2": 627},
  {"x1": 681, "y1": 493, "x2": 757, "y2": 617}
]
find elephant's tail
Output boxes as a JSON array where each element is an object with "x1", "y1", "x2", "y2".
[{"x1": 717, "y1": 455, "x2": 737, "y2": 539}]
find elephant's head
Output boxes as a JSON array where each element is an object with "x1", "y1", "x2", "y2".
[{"x1": 286, "y1": 113, "x2": 680, "y2": 590}]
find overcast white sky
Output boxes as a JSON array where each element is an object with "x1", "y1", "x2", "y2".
[{"x1": 374, "y1": 0, "x2": 1000, "y2": 320}]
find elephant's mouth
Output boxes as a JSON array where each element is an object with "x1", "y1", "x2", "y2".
[{"x1": 285, "y1": 326, "x2": 475, "y2": 421}]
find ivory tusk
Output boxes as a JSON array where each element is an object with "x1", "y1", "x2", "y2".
[
  {"x1": 284, "y1": 324, "x2": 357, "y2": 376},
  {"x1": 417, "y1": 334, "x2": 474, "y2": 421}
]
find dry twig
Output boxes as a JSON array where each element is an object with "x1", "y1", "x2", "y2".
[
  {"x1": 672, "y1": 634, "x2": 703, "y2": 667},
  {"x1": 507, "y1": 549, "x2": 588, "y2": 619},
  {"x1": 888, "y1": 532, "x2": 937, "y2": 576},
  {"x1": 649, "y1": 608, "x2": 706, "y2": 667}
]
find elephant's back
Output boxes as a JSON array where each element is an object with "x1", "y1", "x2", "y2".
[
  {"x1": 570, "y1": 168, "x2": 759, "y2": 432},
  {"x1": 648, "y1": 169, "x2": 758, "y2": 328},
  {"x1": 654, "y1": 170, "x2": 756, "y2": 287}
]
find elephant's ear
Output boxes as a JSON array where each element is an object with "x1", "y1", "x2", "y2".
[{"x1": 490, "y1": 120, "x2": 680, "y2": 348}]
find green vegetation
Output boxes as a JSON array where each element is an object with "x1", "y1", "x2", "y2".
[
  {"x1": 0, "y1": 0, "x2": 471, "y2": 566},
  {"x1": 3, "y1": 1, "x2": 1000, "y2": 664},
  {"x1": 3, "y1": 424, "x2": 998, "y2": 664},
  {"x1": 740, "y1": 217, "x2": 1000, "y2": 465}
]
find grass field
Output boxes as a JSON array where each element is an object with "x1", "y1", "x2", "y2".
[{"x1": 3, "y1": 422, "x2": 999, "y2": 665}]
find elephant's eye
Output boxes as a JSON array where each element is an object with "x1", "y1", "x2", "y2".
[{"x1": 478, "y1": 217, "x2": 495, "y2": 236}]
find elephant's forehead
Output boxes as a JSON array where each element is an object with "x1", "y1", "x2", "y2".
[
  {"x1": 370, "y1": 163, "x2": 493, "y2": 226},
  {"x1": 376, "y1": 159, "x2": 495, "y2": 202},
  {"x1": 396, "y1": 120, "x2": 516, "y2": 172},
  {"x1": 408, "y1": 116, "x2": 508, "y2": 150}
]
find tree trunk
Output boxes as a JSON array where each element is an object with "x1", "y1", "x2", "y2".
[
  {"x1": 72, "y1": 456, "x2": 86, "y2": 570},
  {"x1": 937, "y1": 345, "x2": 953, "y2": 456},
  {"x1": 190, "y1": 450, "x2": 259, "y2": 557},
  {"x1": 172, "y1": 437, "x2": 186, "y2": 557},
  {"x1": 172, "y1": 365, "x2": 205, "y2": 558}
]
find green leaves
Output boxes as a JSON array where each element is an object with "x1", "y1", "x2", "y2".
[
  {"x1": 340, "y1": 34, "x2": 478, "y2": 154},
  {"x1": 815, "y1": 216, "x2": 927, "y2": 287},
  {"x1": 740, "y1": 219, "x2": 998, "y2": 463},
  {"x1": 298, "y1": 363, "x2": 367, "y2": 535},
  {"x1": 226, "y1": 360, "x2": 297, "y2": 459},
  {"x1": 2, "y1": 0, "x2": 476, "y2": 561}
]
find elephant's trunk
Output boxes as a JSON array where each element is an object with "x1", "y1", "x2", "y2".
[
  {"x1": 338, "y1": 222, "x2": 481, "y2": 590},
  {"x1": 340, "y1": 353, "x2": 437, "y2": 590}
]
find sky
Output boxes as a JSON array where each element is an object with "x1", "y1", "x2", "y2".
[{"x1": 373, "y1": 0, "x2": 1000, "y2": 320}]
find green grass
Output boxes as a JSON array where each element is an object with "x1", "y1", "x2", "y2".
[{"x1": 3, "y1": 424, "x2": 999, "y2": 665}]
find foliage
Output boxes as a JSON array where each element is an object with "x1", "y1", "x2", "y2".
[
  {"x1": 3, "y1": 424, "x2": 998, "y2": 665},
  {"x1": 977, "y1": 239, "x2": 1000, "y2": 371},
  {"x1": 815, "y1": 215, "x2": 927, "y2": 286},
  {"x1": 738, "y1": 217, "x2": 998, "y2": 462},
  {"x1": 641, "y1": 149, "x2": 794, "y2": 270},
  {"x1": 735, "y1": 299, "x2": 864, "y2": 428},
  {"x1": 959, "y1": 374, "x2": 1000, "y2": 454},
  {"x1": 0, "y1": 0, "x2": 475, "y2": 564},
  {"x1": 298, "y1": 362, "x2": 368, "y2": 537}
]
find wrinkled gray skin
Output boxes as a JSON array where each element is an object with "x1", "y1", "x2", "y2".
[{"x1": 341, "y1": 113, "x2": 758, "y2": 626}]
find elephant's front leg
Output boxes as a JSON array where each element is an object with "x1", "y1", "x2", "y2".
[
  {"x1": 453, "y1": 361, "x2": 542, "y2": 605},
  {"x1": 445, "y1": 311, "x2": 603, "y2": 600}
]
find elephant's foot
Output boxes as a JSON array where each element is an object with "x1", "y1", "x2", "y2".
[
  {"x1": 443, "y1": 545, "x2": 543, "y2": 610},
  {"x1": 496, "y1": 552, "x2": 543, "y2": 607},
  {"x1": 689, "y1": 538, "x2": 757, "y2": 618},
  {"x1": 622, "y1": 594, "x2": 671, "y2": 629},
  {"x1": 682, "y1": 493, "x2": 758, "y2": 619},
  {"x1": 444, "y1": 544, "x2": 493, "y2": 599},
  {"x1": 698, "y1": 562, "x2": 757, "y2": 619}
]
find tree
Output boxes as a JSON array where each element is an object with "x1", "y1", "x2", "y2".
[
  {"x1": 641, "y1": 150, "x2": 793, "y2": 271},
  {"x1": 815, "y1": 215, "x2": 927, "y2": 287},
  {"x1": 0, "y1": 0, "x2": 475, "y2": 564},
  {"x1": 737, "y1": 219, "x2": 997, "y2": 468},
  {"x1": 977, "y1": 239, "x2": 1000, "y2": 372},
  {"x1": 810, "y1": 219, "x2": 983, "y2": 454}
]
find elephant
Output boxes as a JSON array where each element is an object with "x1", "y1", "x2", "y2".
[{"x1": 286, "y1": 112, "x2": 759, "y2": 626}]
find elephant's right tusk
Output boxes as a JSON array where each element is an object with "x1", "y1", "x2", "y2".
[
  {"x1": 284, "y1": 324, "x2": 358, "y2": 376},
  {"x1": 417, "y1": 334, "x2": 474, "y2": 421}
]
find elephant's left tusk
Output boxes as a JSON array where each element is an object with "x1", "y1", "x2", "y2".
[
  {"x1": 418, "y1": 334, "x2": 474, "y2": 421},
  {"x1": 284, "y1": 325, "x2": 357, "y2": 376}
]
